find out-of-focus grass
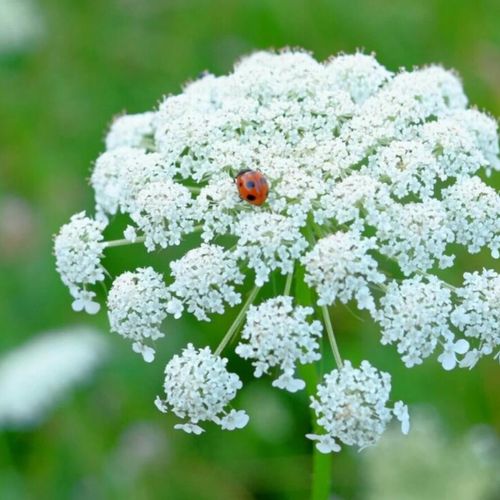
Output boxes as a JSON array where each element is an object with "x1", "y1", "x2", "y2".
[{"x1": 0, "y1": 0, "x2": 499, "y2": 499}]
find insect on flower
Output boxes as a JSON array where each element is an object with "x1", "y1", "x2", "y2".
[{"x1": 234, "y1": 169, "x2": 269, "y2": 206}]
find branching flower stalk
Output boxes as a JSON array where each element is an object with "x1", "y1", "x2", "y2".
[{"x1": 55, "y1": 49, "x2": 499, "y2": 469}]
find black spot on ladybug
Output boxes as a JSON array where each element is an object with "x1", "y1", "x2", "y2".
[
  {"x1": 246, "y1": 181, "x2": 255, "y2": 189},
  {"x1": 246, "y1": 194, "x2": 256, "y2": 201}
]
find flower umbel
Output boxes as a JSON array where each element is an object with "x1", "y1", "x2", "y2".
[{"x1": 54, "y1": 50, "x2": 499, "y2": 447}]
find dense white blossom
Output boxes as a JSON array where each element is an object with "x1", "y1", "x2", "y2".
[
  {"x1": 307, "y1": 361, "x2": 409, "y2": 453},
  {"x1": 449, "y1": 109, "x2": 500, "y2": 174},
  {"x1": 55, "y1": 49, "x2": 500, "y2": 447},
  {"x1": 418, "y1": 118, "x2": 486, "y2": 178},
  {"x1": 155, "y1": 344, "x2": 248, "y2": 433},
  {"x1": 374, "y1": 200, "x2": 454, "y2": 275},
  {"x1": 314, "y1": 174, "x2": 392, "y2": 229},
  {"x1": 236, "y1": 296, "x2": 322, "y2": 392},
  {"x1": 195, "y1": 177, "x2": 241, "y2": 241},
  {"x1": 364, "y1": 140, "x2": 444, "y2": 199},
  {"x1": 108, "y1": 268, "x2": 179, "y2": 362},
  {"x1": 302, "y1": 231, "x2": 385, "y2": 314},
  {"x1": 105, "y1": 112, "x2": 157, "y2": 151},
  {"x1": 0, "y1": 327, "x2": 107, "y2": 428},
  {"x1": 169, "y1": 244, "x2": 244, "y2": 321},
  {"x1": 451, "y1": 270, "x2": 500, "y2": 368},
  {"x1": 91, "y1": 147, "x2": 167, "y2": 216},
  {"x1": 324, "y1": 52, "x2": 392, "y2": 104},
  {"x1": 378, "y1": 276, "x2": 463, "y2": 368},
  {"x1": 54, "y1": 212, "x2": 106, "y2": 314},
  {"x1": 443, "y1": 177, "x2": 500, "y2": 257},
  {"x1": 340, "y1": 66, "x2": 467, "y2": 164},
  {"x1": 234, "y1": 213, "x2": 308, "y2": 286},
  {"x1": 130, "y1": 180, "x2": 195, "y2": 251}
]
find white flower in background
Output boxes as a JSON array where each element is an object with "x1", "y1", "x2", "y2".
[
  {"x1": 55, "y1": 49, "x2": 500, "y2": 446},
  {"x1": 169, "y1": 244, "x2": 244, "y2": 321},
  {"x1": 108, "y1": 267, "x2": 179, "y2": 362},
  {"x1": 443, "y1": 176, "x2": 500, "y2": 257},
  {"x1": 54, "y1": 211, "x2": 106, "y2": 314},
  {"x1": 105, "y1": 112, "x2": 157, "y2": 151},
  {"x1": 0, "y1": 0, "x2": 43, "y2": 54},
  {"x1": 236, "y1": 296, "x2": 322, "y2": 392},
  {"x1": 307, "y1": 361, "x2": 409, "y2": 453},
  {"x1": 451, "y1": 270, "x2": 500, "y2": 368},
  {"x1": 302, "y1": 231, "x2": 385, "y2": 315},
  {"x1": 154, "y1": 344, "x2": 248, "y2": 434},
  {"x1": 362, "y1": 409, "x2": 500, "y2": 500},
  {"x1": 0, "y1": 327, "x2": 107, "y2": 428}
]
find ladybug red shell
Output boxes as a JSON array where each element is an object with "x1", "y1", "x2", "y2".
[{"x1": 234, "y1": 169, "x2": 269, "y2": 206}]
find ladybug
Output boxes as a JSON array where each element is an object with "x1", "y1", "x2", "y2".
[{"x1": 234, "y1": 169, "x2": 269, "y2": 206}]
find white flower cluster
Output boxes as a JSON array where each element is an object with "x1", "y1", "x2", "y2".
[
  {"x1": 375, "y1": 200, "x2": 455, "y2": 275},
  {"x1": 451, "y1": 270, "x2": 500, "y2": 368},
  {"x1": 55, "y1": 50, "x2": 500, "y2": 446},
  {"x1": 91, "y1": 147, "x2": 167, "y2": 216},
  {"x1": 378, "y1": 276, "x2": 466, "y2": 369},
  {"x1": 54, "y1": 211, "x2": 106, "y2": 314},
  {"x1": 443, "y1": 177, "x2": 500, "y2": 258},
  {"x1": 169, "y1": 244, "x2": 244, "y2": 321},
  {"x1": 302, "y1": 231, "x2": 385, "y2": 315},
  {"x1": 155, "y1": 344, "x2": 248, "y2": 434},
  {"x1": 236, "y1": 296, "x2": 322, "y2": 392},
  {"x1": 234, "y1": 213, "x2": 308, "y2": 287},
  {"x1": 129, "y1": 180, "x2": 195, "y2": 251},
  {"x1": 105, "y1": 112, "x2": 156, "y2": 151},
  {"x1": 307, "y1": 361, "x2": 409, "y2": 453},
  {"x1": 108, "y1": 267, "x2": 179, "y2": 362}
]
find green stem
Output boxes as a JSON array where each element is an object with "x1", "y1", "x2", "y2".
[
  {"x1": 415, "y1": 269, "x2": 459, "y2": 292},
  {"x1": 104, "y1": 225, "x2": 205, "y2": 249},
  {"x1": 321, "y1": 305, "x2": 343, "y2": 369},
  {"x1": 214, "y1": 286, "x2": 260, "y2": 356},
  {"x1": 295, "y1": 268, "x2": 333, "y2": 500},
  {"x1": 311, "y1": 445, "x2": 333, "y2": 500},
  {"x1": 284, "y1": 266, "x2": 294, "y2": 296},
  {"x1": 104, "y1": 236, "x2": 146, "y2": 248}
]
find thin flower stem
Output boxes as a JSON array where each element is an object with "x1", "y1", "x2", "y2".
[
  {"x1": 320, "y1": 305, "x2": 343, "y2": 369},
  {"x1": 104, "y1": 236, "x2": 146, "y2": 248},
  {"x1": 295, "y1": 273, "x2": 332, "y2": 500},
  {"x1": 284, "y1": 266, "x2": 294, "y2": 296},
  {"x1": 416, "y1": 269, "x2": 459, "y2": 292},
  {"x1": 104, "y1": 225, "x2": 205, "y2": 249},
  {"x1": 214, "y1": 286, "x2": 260, "y2": 356}
]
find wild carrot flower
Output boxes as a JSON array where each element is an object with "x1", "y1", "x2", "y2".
[{"x1": 54, "y1": 49, "x2": 499, "y2": 451}]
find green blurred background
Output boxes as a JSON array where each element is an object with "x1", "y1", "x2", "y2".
[{"x1": 0, "y1": 0, "x2": 499, "y2": 499}]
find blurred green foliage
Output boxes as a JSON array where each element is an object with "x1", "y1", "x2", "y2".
[{"x1": 0, "y1": 0, "x2": 499, "y2": 498}]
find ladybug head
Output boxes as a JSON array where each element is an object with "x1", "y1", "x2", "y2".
[{"x1": 234, "y1": 168, "x2": 252, "y2": 180}]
